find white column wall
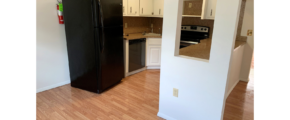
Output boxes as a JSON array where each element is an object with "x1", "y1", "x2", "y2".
[{"x1": 158, "y1": 0, "x2": 242, "y2": 119}]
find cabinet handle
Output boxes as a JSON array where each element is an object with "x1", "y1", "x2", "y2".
[
  {"x1": 210, "y1": 9, "x2": 212, "y2": 16},
  {"x1": 142, "y1": 8, "x2": 143, "y2": 14},
  {"x1": 123, "y1": 7, "x2": 124, "y2": 13},
  {"x1": 159, "y1": 9, "x2": 161, "y2": 15},
  {"x1": 130, "y1": 7, "x2": 132, "y2": 13}
]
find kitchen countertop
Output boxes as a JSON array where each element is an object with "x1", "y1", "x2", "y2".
[
  {"x1": 234, "y1": 40, "x2": 246, "y2": 49},
  {"x1": 123, "y1": 33, "x2": 245, "y2": 60},
  {"x1": 179, "y1": 39, "x2": 246, "y2": 60},
  {"x1": 123, "y1": 33, "x2": 162, "y2": 40}
]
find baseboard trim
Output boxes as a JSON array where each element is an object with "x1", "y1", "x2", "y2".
[
  {"x1": 240, "y1": 77, "x2": 249, "y2": 82},
  {"x1": 157, "y1": 112, "x2": 177, "y2": 120},
  {"x1": 126, "y1": 67, "x2": 147, "y2": 77},
  {"x1": 37, "y1": 80, "x2": 70, "y2": 93},
  {"x1": 147, "y1": 66, "x2": 160, "y2": 69},
  {"x1": 226, "y1": 80, "x2": 240, "y2": 98}
]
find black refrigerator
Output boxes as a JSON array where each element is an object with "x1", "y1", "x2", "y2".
[{"x1": 63, "y1": 0, "x2": 124, "y2": 93}]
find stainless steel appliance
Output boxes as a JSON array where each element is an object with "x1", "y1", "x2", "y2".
[{"x1": 180, "y1": 25, "x2": 210, "y2": 48}]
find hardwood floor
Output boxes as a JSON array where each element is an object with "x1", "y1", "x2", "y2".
[
  {"x1": 37, "y1": 68, "x2": 254, "y2": 120},
  {"x1": 223, "y1": 58, "x2": 254, "y2": 120},
  {"x1": 37, "y1": 70, "x2": 165, "y2": 120}
]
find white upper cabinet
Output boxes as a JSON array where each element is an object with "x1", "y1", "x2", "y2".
[
  {"x1": 124, "y1": 0, "x2": 216, "y2": 18},
  {"x1": 123, "y1": 0, "x2": 128, "y2": 15},
  {"x1": 153, "y1": 0, "x2": 164, "y2": 16},
  {"x1": 140, "y1": 0, "x2": 154, "y2": 15},
  {"x1": 127, "y1": 0, "x2": 139, "y2": 16},
  {"x1": 201, "y1": 0, "x2": 217, "y2": 20}
]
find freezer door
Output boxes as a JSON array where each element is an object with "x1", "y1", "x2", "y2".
[
  {"x1": 96, "y1": 0, "x2": 123, "y2": 27},
  {"x1": 98, "y1": 26, "x2": 124, "y2": 91},
  {"x1": 63, "y1": 0, "x2": 99, "y2": 92}
]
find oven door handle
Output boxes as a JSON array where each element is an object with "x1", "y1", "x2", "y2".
[{"x1": 180, "y1": 41, "x2": 198, "y2": 44}]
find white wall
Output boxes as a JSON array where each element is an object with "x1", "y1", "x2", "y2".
[
  {"x1": 241, "y1": 0, "x2": 254, "y2": 49},
  {"x1": 158, "y1": 0, "x2": 242, "y2": 120},
  {"x1": 226, "y1": 45, "x2": 244, "y2": 97},
  {"x1": 37, "y1": 0, "x2": 70, "y2": 93},
  {"x1": 239, "y1": 0, "x2": 254, "y2": 81},
  {"x1": 239, "y1": 43, "x2": 253, "y2": 81}
]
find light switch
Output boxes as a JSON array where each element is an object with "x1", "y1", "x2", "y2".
[
  {"x1": 189, "y1": 3, "x2": 192, "y2": 8},
  {"x1": 173, "y1": 88, "x2": 178, "y2": 97},
  {"x1": 247, "y1": 29, "x2": 253, "y2": 36}
]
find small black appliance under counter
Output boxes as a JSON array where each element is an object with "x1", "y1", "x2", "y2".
[{"x1": 129, "y1": 38, "x2": 146, "y2": 72}]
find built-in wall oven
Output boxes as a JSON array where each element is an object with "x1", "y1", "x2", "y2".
[{"x1": 180, "y1": 25, "x2": 210, "y2": 48}]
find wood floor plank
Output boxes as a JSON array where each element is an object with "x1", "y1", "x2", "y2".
[
  {"x1": 37, "y1": 70, "x2": 164, "y2": 120},
  {"x1": 37, "y1": 69, "x2": 253, "y2": 120},
  {"x1": 223, "y1": 68, "x2": 254, "y2": 120}
]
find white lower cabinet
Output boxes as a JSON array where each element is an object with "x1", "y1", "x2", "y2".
[
  {"x1": 146, "y1": 38, "x2": 162, "y2": 69},
  {"x1": 147, "y1": 46, "x2": 161, "y2": 66}
]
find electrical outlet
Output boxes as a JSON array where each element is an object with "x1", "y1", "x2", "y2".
[
  {"x1": 173, "y1": 88, "x2": 178, "y2": 97},
  {"x1": 125, "y1": 23, "x2": 128, "y2": 28},
  {"x1": 189, "y1": 3, "x2": 192, "y2": 8},
  {"x1": 247, "y1": 29, "x2": 253, "y2": 36},
  {"x1": 151, "y1": 24, "x2": 153, "y2": 28}
]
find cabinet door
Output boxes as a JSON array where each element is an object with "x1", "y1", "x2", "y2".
[
  {"x1": 208, "y1": 0, "x2": 216, "y2": 19},
  {"x1": 202, "y1": 0, "x2": 216, "y2": 19},
  {"x1": 128, "y1": 0, "x2": 139, "y2": 15},
  {"x1": 212, "y1": 0, "x2": 217, "y2": 18},
  {"x1": 140, "y1": 0, "x2": 153, "y2": 15},
  {"x1": 123, "y1": 0, "x2": 128, "y2": 15},
  {"x1": 153, "y1": 0, "x2": 164, "y2": 16},
  {"x1": 147, "y1": 46, "x2": 161, "y2": 66}
]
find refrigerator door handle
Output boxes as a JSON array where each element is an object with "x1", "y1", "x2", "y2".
[{"x1": 98, "y1": 0, "x2": 105, "y2": 53}]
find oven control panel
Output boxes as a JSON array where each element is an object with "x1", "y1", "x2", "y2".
[{"x1": 181, "y1": 25, "x2": 209, "y2": 33}]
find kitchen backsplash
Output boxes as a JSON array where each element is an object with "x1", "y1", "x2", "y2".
[
  {"x1": 183, "y1": 1, "x2": 203, "y2": 15},
  {"x1": 123, "y1": 17, "x2": 151, "y2": 34},
  {"x1": 151, "y1": 18, "x2": 163, "y2": 34},
  {"x1": 123, "y1": 17, "x2": 214, "y2": 38},
  {"x1": 123, "y1": 17, "x2": 163, "y2": 34}
]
